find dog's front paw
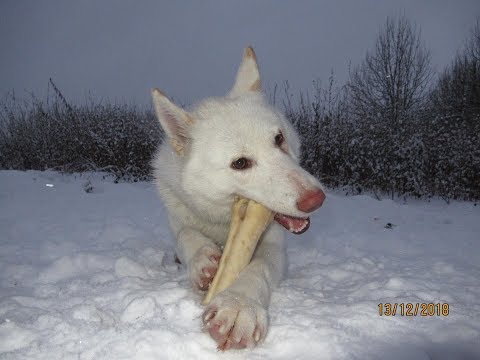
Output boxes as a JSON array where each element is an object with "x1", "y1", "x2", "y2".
[
  {"x1": 188, "y1": 244, "x2": 222, "y2": 291},
  {"x1": 202, "y1": 291, "x2": 268, "y2": 350}
]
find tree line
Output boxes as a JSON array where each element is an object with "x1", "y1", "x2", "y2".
[
  {"x1": 1, "y1": 15, "x2": 479, "y2": 200},
  {"x1": 285, "y1": 16, "x2": 479, "y2": 200}
]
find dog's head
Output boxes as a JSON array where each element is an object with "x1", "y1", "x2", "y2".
[{"x1": 152, "y1": 47, "x2": 325, "y2": 234}]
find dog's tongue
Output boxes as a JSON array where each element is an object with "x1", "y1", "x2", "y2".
[{"x1": 274, "y1": 213, "x2": 310, "y2": 234}]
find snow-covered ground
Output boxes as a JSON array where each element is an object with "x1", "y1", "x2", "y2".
[{"x1": 0, "y1": 170, "x2": 479, "y2": 360}]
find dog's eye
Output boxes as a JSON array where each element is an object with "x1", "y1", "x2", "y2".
[
  {"x1": 275, "y1": 131, "x2": 284, "y2": 147},
  {"x1": 231, "y1": 157, "x2": 251, "y2": 170}
]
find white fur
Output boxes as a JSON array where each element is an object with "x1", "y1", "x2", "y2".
[{"x1": 151, "y1": 48, "x2": 323, "y2": 349}]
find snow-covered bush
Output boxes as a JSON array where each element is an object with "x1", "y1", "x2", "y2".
[
  {"x1": 0, "y1": 80, "x2": 163, "y2": 181},
  {"x1": 285, "y1": 80, "x2": 478, "y2": 201},
  {"x1": 282, "y1": 17, "x2": 479, "y2": 201}
]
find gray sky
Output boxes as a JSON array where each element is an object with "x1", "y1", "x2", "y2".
[{"x1": 1, "y1": 0, "x2": 479, "y2": 107}]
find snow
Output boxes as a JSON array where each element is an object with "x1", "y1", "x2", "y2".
[{"x1": 0, "y1": 170, "x2": 479, "y2": 359}]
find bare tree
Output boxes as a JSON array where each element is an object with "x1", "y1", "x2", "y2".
[
  {"x1": 431, "y1": 18, "x2": 480, "y2": 123},
  {"x1": 348, "y1": 16, "x2": 432, "y2": 124},
  {"x1": 468, "y1": 18, "x2": 480, "y2": 62}
]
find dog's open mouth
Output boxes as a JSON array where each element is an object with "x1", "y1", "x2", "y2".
[{"x1": 274, "y1": 213, "x2": 310, "y2": 234}]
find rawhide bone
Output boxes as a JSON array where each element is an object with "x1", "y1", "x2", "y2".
[{"x1": 202, "y1": 197, "x2": 274, "y2": 305}]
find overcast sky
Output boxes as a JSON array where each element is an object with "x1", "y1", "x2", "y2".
[{"x1": 1, "y1": 1, "x2": 479, "y2": 107}]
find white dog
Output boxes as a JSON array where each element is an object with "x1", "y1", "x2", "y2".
[{"x1": 151, "y1": 47, "x2": 325, "y2": 350}]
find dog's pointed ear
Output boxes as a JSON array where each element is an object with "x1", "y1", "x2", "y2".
[
  {"x1": 151, "y1": 88, "x2": 194, "y2": 156},
  {"x1": 229, "y1": 46, "x2": 261, "y2": 97}
]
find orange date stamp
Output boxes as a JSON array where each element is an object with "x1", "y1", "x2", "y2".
[{"x1": 378, "y1": 303, "x2": 449, "y2": 317}]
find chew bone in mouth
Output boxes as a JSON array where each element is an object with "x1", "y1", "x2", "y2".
[{"x1": 203, "y1": 197, "x2": 274, "y2": 305}]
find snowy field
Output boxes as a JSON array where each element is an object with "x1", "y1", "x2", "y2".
[{"x1": 0, "y1": 170, "x2": 479, "y2": 360}]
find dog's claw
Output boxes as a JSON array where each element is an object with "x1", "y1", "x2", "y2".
[
  {"x1": 253, "y1": 326, "x2": 261, "y2": 343},
  {"x1": 218, "y1": 338, "x2": 232, "y2": 351},
  {"x1": 188, "y1": 244, "x2": 222, "y2": 291},
  {"x1": 209, "y1": 255, "x2": 220, "y2": 264},
  {"x1": 203, "y1": 309, "x2": 216, "y2": 323}
]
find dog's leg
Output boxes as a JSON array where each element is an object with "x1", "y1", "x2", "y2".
[
  {"x1": 202, "y1": 225, "x2": 286, "y2": 350},
  {"x1": 177, "y1": 227, "x2": 222, "y2": 292}
]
